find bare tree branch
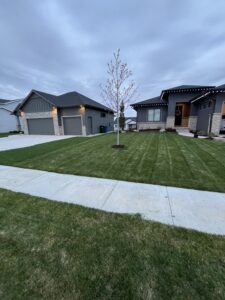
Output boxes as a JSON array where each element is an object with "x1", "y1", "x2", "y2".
[{"x1": 100, "y1": 49, "x2": 137, "y2": 145}]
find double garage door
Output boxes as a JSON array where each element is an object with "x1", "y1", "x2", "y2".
[
  {"x1": 27, "y1": 116, "x2": 82, "y2": 135},
  {"x1": 27, "y1": 118, "x2": 55, "y2": 135}
]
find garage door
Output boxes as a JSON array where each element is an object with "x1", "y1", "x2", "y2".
[
  {"x1": 63, "y1": 116, "x2": 82, "y2": 135},
  {"x1": 27, "y1": 118, "x2": 55, "y2": 135}
]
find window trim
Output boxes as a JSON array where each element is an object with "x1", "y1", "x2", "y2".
[{"x1": 148, "y1": 108, "x2": 161, "y2": 122}]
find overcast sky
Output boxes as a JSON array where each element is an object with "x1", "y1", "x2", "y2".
[{"x1": 0, "y1": 0, "x2": 225, "y2": 116}]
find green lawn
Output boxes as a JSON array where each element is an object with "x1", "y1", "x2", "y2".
[
  {"x1": 0, "y1": 132, "x2": 20, "y2": 138},
  {"x1": 0, "y1": 133, "x2": 10, "y2": 138},
  {"x1": 0, "y1": 132, "x2": 225, "y2": 192},
  {"x1": 0, "y1": 188, "x2": 225, "y2": 299}
]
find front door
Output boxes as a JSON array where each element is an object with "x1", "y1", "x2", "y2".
[
  {"x1": 87, "y1": 116, "x2": 93, "y2": 135},
  {"x1": 175, "y1": 105, "x2": 183, "y2": 126}
]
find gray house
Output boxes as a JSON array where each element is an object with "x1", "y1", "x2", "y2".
[
  {"x1": 14, "y1": 90, "x2": 114, "y2": 135},
  {"x1": 131, "y1": 84, "x2": 225, "y2": 135}
]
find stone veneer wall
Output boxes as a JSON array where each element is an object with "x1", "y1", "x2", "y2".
[
  {"x1": 166, "y1": 116, "x2": 175, "y2": 128},
  {"x1": 188, "y1": 116, "x2": 198, "y2": 131},
  {"x1": 137, "y1": 122, "x2": 166, "y2": 130},
  {"x1": 211, "y1": 113, "x2": 222, "y2": 135},
  {"x1": 22, "y1": 111, "x2": 60, "y2": 135}
]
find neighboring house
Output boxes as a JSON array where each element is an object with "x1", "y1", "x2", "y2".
[
  {"x1": 0, "y1": 99, "x2": 23, "y2": 133},
  {"x1": 131, "y1": 84, "x2": 225, "y2": 135},
  {"x1": 114, "y1": 117, "x2": 137, "y2": 131},
  {"x1": 13, "y1": 90, "x2": 114, "y2": 135}
]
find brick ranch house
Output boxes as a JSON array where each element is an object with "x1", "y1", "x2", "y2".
[
  {"x1": 131, "y1": 84, "x2": 225, "y2": 135},
  {"x1": 14, "y1": 89, "x2": 114, "y2": 135}
]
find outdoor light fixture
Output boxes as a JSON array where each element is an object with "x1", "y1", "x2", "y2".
[
  {"x1": 19, "y1": 111, "x2": 25, "y2": 117},
  {"x1": 51, "y1": 106, "x2": 57, "y2": 117},
  {"x1": 79, "y1": 105, "x2": 85, "y2": 113}
]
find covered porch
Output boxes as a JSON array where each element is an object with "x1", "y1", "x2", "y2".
[{"x1": 174, "y1": 102, "x2": 191, "y2": 127}]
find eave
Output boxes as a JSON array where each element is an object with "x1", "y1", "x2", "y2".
[{"x1": 131, "y1": 103, "x2": 168, "y2": 109}]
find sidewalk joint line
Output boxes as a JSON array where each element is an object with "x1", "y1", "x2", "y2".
[
  {"x1": 166, "y1": 186, "x2": 174, "y2": 226},
  {"x1": 101, "y1": 181, "x2": 119, "y2": 209}
]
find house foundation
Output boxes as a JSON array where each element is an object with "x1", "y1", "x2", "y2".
[
  {"x1": 166, "y1": 116, "x2": 175, "y2": 128},
  {"x1": 188, "y1": 116, "x2": 198, "y2": 131},
  {"x1": 211, "y1": 113, "x2": 222, "y2": 135}
]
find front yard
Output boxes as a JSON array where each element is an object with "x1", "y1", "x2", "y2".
[
  {"x1": 0, "y1": 188, "x2": 225, "y2": 299},
  {"x1": 0, "y1": 132, "x2": 224, "y2": 192}
]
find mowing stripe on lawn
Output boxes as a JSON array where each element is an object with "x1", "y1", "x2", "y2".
[{"x1": 181, "y1": 138, "x2": 224, "y2": 191}]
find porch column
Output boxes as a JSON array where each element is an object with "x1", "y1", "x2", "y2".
[
  {"x1": 166, "y1": 100, "x2": 176, "y2": 128},
  {"x1": 21, "y1": 113, "x2": 28, "y2": 134},
  {"x1": 211, "y1": 113, "x2": 222, "y2": 135},
  {"x1": 211, "y1": 94, "x2": 224, "y2": 135},
  {"x1": 51, "y1": 107, "x2": 60, "y2": 136},
  {"x1": 188, "y1": 103, "x2": 198, "y2": 131}
]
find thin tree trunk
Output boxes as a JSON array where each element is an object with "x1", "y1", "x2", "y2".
[{"x1": 117, "y1": 100, "x2": 120, "y2": 145}]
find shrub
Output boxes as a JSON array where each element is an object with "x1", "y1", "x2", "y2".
[{"x1": 165, "y1": 128, "x2": 177, "y2": 133}]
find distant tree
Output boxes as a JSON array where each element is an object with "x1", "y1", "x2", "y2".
[
  {"x1": 100, "y1": 49, "x2": 137, "y2": 145},
  {"x1": 119, "y1": 101, "x2": 125, "y2": 131}
]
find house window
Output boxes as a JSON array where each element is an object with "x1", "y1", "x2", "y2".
[
  {"x1": 148, "y1": 108, "x2": 161, "y2": 122},
  {"x1": 101, "y1": 112, "x2": 106, "y2": 118}
]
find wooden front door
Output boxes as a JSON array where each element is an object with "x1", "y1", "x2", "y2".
[{"x1": 175, "y1": 105, "x2": 183, "y2": 126}]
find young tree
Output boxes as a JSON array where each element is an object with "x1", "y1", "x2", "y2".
[
  {"x1": 119, "y1": 100, "x2": 125, "y2": 131},
  {"x1": 100, "y1": 49, "x2": 137, "y2": 145}
]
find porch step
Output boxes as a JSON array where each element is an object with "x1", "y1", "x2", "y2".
[{"x1": 175, "y1": 128, "x2": 190, "y2": 133}]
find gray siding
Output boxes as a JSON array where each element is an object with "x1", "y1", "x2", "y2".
[
  {"x1": 85, "y1": 108, "x2": 114, "y2": 134},
  {"x1": 167, "y1": 92, "x2": 200, "y2": 116},
  {"x1": 23, "y1": 94, "x2": 53, "y2": 113},
  {"x1": 214, "y1": 93, "x2": 225, "y2": 113},
  {"x1": 58, "y1": 107, "x2": 81, "y2": 126},
  {"x1": 137, "y1": 106, "x2": 167, "y2": 123},
  {"x1": 196, "y1": 98, "x2": 214, "y2": 132}
]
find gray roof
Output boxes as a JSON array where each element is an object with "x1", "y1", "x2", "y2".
[
  {"x1": 53, "y1": 91, "x2": 113, "y2": 111},
  {"x1": 17, "y1": 90, "x2": 114, "y2": 113},
  {"x1": 213, "y1": 84, "x2": 225, "y2": 91},
  {"x1": 0, "y1": 99, "x2": 10, "y2": 104},
  {"x1": 162, "y1": 85, "x2": 215, "y2": 93},
  {"x1": 191, "y1": 83, "x2": 225, "y2": 103},
  {"x1": 131, "y1": 96, "x2": 167, "y2": 108},
  {"x1": 0, "y1": 99, "x2": 23, "y2": 113}
]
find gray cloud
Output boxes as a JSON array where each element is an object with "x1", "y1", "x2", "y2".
[{"x1": 0, "y1": 0, "x2": 225, "y2": 116}]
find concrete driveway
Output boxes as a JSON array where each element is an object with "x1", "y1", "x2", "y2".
[
  {"x1": 0, "y1": 165, "x2": 225, "y2": 235},
  {"x1": 0, "y1": 134, "x2": 75, "y2": 151}
]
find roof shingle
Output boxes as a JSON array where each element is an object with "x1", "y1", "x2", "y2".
[{"x1": 131, "y1": 96, "x2": 167, "y2": 108}]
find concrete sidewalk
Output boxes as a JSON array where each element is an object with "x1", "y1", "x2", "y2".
[{"x1": 0, "y1": 165, "x2": 225, "y2": 235}]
